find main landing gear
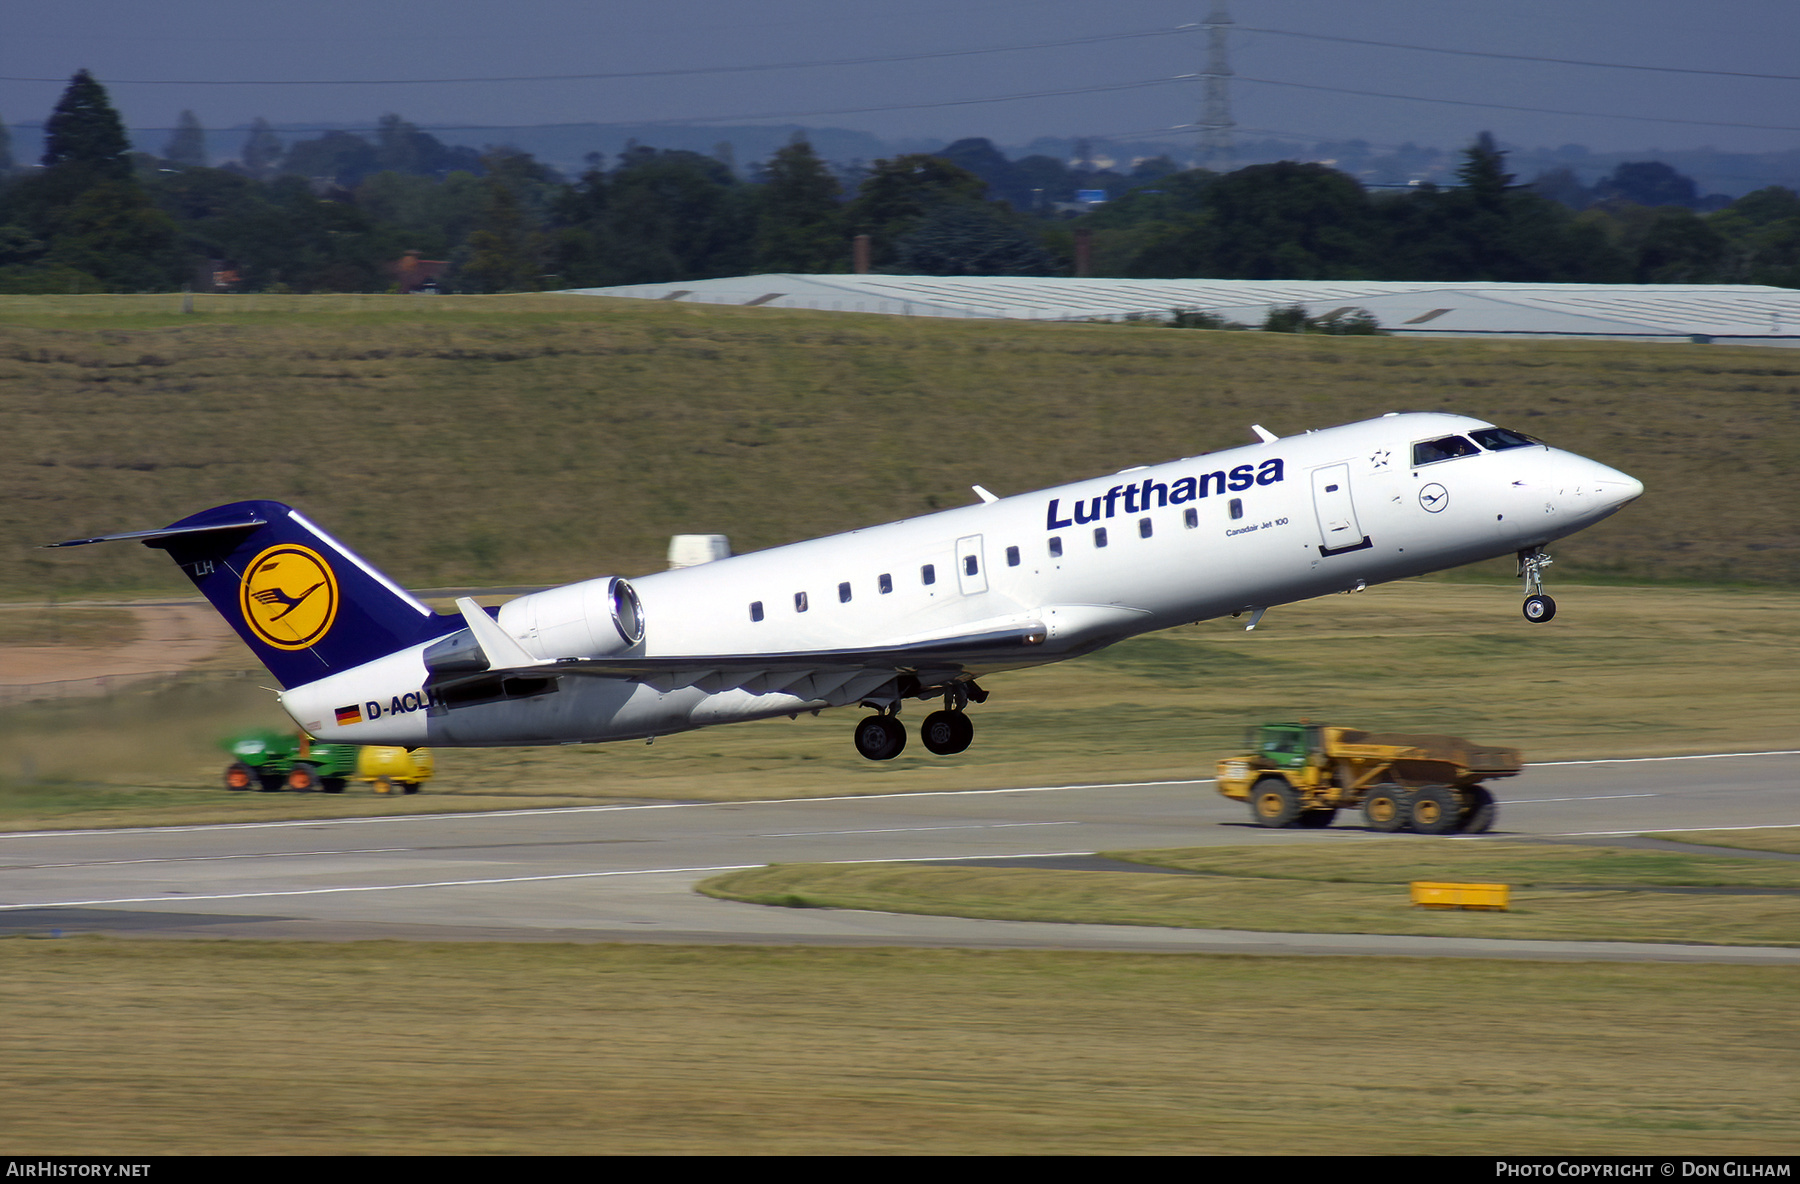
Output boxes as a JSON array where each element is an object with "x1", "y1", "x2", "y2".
[
  {"x1": 853, "y1": 682, "x2": 985, "y2": 760},
  {"x1": 1519, "y1": 548, "x2": 1557, "y2": 623}
]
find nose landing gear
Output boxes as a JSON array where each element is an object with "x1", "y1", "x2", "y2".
[{"x1": 1519, "y1": 549, "x2": 1557, "y2": 623}]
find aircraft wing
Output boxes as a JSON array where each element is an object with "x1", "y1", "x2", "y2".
[{"x1": 426, "y1": 616, "x2": 1048, "y2": 702}]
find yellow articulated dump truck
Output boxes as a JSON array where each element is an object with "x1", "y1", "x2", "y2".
[{"x1": 1217, "y1": 723, "x2": 1522, "y2": 834}]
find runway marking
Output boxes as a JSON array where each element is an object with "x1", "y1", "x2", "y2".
[
  {"x1": 759, "y1": 822, "x2": 1079, "y2": 838},
  {"x1": 0, "y1": 781, "x2": 1213, "y2": 840},
  {"x1": 0, "y1": 863, "x2": 764, "y2": 910},
  {"x1": 1548, "y1": 823, "x2": 1800, "y2": 838},
  {"x1": 1504, "y1": 793, "x2": 1658, "y2": 804},
  {"x1": 0, "y1": 848, "x2": 410, "y2": 872},
  {"x1": 0, "y1": 749, "x2": 1791, "y2": 842},
  {"x1": 1535, "y1": 750, "x2": 1800, "y2": 767}
]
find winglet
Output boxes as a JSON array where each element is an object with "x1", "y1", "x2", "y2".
[
  {"x1": 971, "y1": 485, "x2": 999, "y2": 504},
  {"x1": 455, "y1": 597, "x2": 544, "y2": 669},
  {"x1": 1251, "y1": 424, "x2": 1279, "y2": 444}
]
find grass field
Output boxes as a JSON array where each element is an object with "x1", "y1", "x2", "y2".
[
  {"x1": 0, "y1": 938, "x2": 1792, "y2": 1155},
  {"x1": 4, "y1": 293, "x2": 1797, "y2": 604},
  {"x1": 2, "y1": 581, "x2": 1797, "y2": 829},
  {"x1": 699, "y1": 836, "x2": 1800, "y2": 947}
]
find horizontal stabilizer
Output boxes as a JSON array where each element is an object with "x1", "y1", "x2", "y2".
[
  {"x1": 45, "y1": 514, "x2": 269, "y2": 549},
  {"x1": 454, "y1": 597, "x2": 543, "y2": 671}
]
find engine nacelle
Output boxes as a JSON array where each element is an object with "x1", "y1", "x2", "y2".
[{"x1": 497, "y1": 576, "x2": 645, "y2": 660}]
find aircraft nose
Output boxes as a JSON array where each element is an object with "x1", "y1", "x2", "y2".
[
  {"x1": 1563, "y1": 457, "x2": 1644, "y2": 520},
  {"x1": 1589, "y1": 464, "x2": 1644, "y2": 510},
  {"x1": 1606, "y1": 473, "x2": 1645, "y2": 507}
]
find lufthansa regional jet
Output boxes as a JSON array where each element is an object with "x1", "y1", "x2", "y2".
[{"x1": 52, "y1": 412, "x2": 1641, "y2": 761}]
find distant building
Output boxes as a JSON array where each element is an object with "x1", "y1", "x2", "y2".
[{"x1": 389, "y1": 250, "x2": 449, "y2": 294}]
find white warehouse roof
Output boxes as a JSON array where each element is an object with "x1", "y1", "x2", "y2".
[{"x1": 564, "y1": 275, "x2": 1800, "y2": 347}]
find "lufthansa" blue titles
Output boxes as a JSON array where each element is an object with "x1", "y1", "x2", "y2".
[{"x1": 1045, "y1": 459, "x2": 1285, "y2": 530}]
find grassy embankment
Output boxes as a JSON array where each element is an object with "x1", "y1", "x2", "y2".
[
  {"x1": 0, "y1": 938, "x2": 1791, "y2": 1155},
  {"x1": 4, "y1": 292, "x2": 1796, "y2": 598}
]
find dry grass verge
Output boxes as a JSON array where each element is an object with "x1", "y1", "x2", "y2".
[
  {"x1": 699, "y1": 835, "x2": 1800, "y2": 947},
  {"x1": 0, "y1": 938, "x2": 1791, "y2": 1154}
]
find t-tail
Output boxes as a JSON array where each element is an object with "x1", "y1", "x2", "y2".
[{"x1": 50, "y1": 500, "x2": 459, "y2": 688}]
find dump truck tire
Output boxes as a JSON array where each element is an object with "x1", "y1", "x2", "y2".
[
  {"x1": 1410, "y1": 785, "x2": 1462, "y2": 835},
  {"x1": 1250, "y1": 777, "x2": 1301, "y2": 828},
  {"x1": 1364, "y1": 786, "x2": 1407, "y2": 832},
  {"x1": 1460, "y1": 785, "x2": 1498, "y2": 834}
]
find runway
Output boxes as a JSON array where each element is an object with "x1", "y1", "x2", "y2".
[{"x1": 1, "y1": 751, "x2": 1794, "y2": 962}]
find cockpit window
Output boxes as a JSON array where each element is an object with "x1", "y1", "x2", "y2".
[
  {"x1": 1411, "y1": 435, "x2": 1480, "y2": 466},
  {"x1": 1471, "y1": 427, "x2": 1544, "y2": 452}
]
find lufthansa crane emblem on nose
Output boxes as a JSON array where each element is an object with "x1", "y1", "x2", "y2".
[
  {"x1": 1418, "y1": 483, "x2": 1449, "y2": 513},
  {"x1": 239, "y1": 543, "x2": 339, "y2": 649}
]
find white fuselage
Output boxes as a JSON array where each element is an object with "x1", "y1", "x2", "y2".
[{"x1": 281, "y1": 412, "x2": 1642, "y2": 747}]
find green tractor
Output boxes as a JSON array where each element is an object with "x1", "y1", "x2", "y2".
[{"x1": 220, "y1": 729, "x2": 434, "y2": 794}]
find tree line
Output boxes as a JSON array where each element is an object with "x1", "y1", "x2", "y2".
[{"x1": 1, "y1": 73, "x2": 1796, "y2": 295}]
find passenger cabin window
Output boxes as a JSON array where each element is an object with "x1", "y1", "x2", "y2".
[
  {"x1": 1048, "y1": 537, "x2": 1063, "y2": 558},
  {"x1": 1412, "y1": 435, "x2": 1480, "y2": 467},
  {"x1": 1138, "y1": 517, "x2": 1153, "y2": 539},
  {"x1": 1228, "y1": 499, "x2": 1243, "y2": 521},
  {"x1": 1185, "y1": 508, "x2": 1199, "y2": 529},
  {"x1": 1471, "y1": 427, "x2": 1543, "y2": 451},
  {"x1": 750, "y1": 601, "x2": 764, "y2": 622},
  {"x1": 1005, "y1": 545, "x2": 1020, "y2": 567},
  {"x1": 878, "y1": 573, "x2": 893, "y2": 594},
  {"x1": 1094, "y1": 527, "x2": 1108, "y2": 548},
  {"x1": 838, "y1": 581, "x2": 851, "y2": 603},
  {"x1": 794, "y1": 591, "x2": 808, "y2": 613},
  {"x1": 964, "y1": 555, "x2": 979, "y2": 577},
  {"x1": 921, "y1": 564, "x2": 936, "y2": 586}
]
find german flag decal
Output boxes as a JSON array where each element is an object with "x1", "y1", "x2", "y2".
[{"x1": 334, "y1": 704, "x2": 362, "y2": 726}]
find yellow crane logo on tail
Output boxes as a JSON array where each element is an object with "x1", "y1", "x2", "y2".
[{"x1": 239, "y1": 544, "x2": 339, "y2": 650}]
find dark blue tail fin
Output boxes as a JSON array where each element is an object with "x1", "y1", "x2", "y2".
[{"x1": 52, "y1": 500, "x2": 458, "y2": 688}]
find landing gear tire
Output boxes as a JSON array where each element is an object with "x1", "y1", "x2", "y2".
[
  {"x1": 224, "y1": 762, "x2": 254, "y2": 791},
  {"x1": 920, "y1": 710, "x2": 974, "y2": 755},
  {"x1": 1294, "y1": 809, "x2": 1337, "y2": 829},
  {"x1": 1410, "y1": 785, "x2": 1462, "y2": 835},
  {"x1": 1523, "y1": 594, "x2": 1557, "y2": 623},
  {"x1": 854, "y1": 714, "x2": 907, "y2": 761},
  {"x1": 1459, "y1": 785, "x2": 1498, "y2": 834},
  {"x1": 1249, "y1": 777, "x2": 1301, "y2": 828},
  {"x1": 1363, "y1": 786, "x2": 1407, "y2": 833}
]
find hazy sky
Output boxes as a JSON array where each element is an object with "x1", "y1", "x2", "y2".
[{"x1": 5, "y1": 0, "x2": 1798, "y2": 156}]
